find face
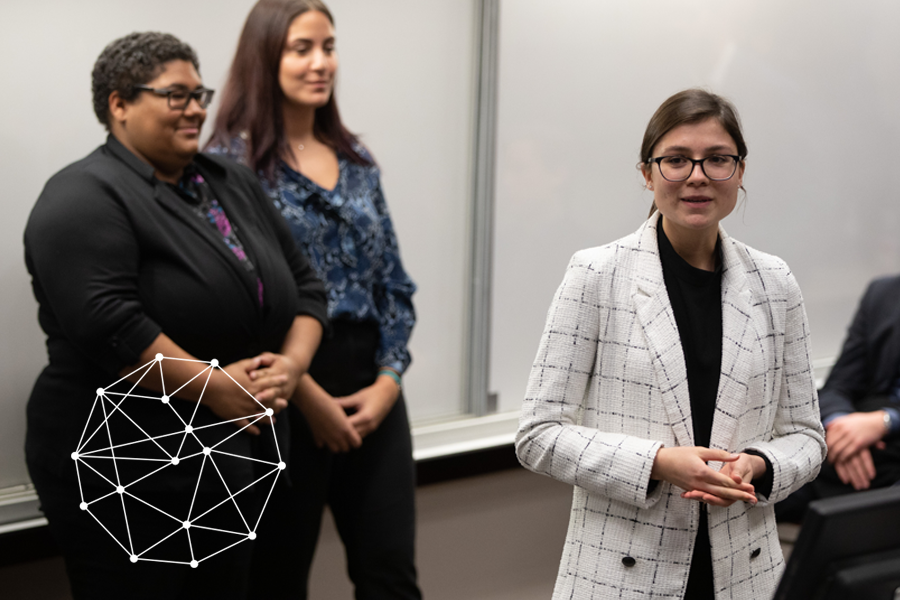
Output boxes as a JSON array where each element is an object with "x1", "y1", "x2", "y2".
[
  {"x1": 279, "y1": 10, "x2": 337, "y2": 110},
  {"x1": 110, "y1": 60, "x2": 206, "y2": 179},
  {"x1": 642, "y1": 118, "x2": 745, "y2": 243}
]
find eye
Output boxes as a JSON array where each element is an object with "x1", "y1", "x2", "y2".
[
  {"x1": 168, "y1": 90, "x2": 189, "y2": 102},
  {"x1": 706, "y1": 155, "x2": 730, "y2": 165},
  {"x1": 662, "y1": 156, "x2": 688, "y2": 166}
]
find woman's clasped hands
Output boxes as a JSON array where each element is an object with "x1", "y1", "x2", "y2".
[
  {"x1": 202, "y1": 352, "x2": 301, "y2": 435},
  {"x1": 651, "y1": 446, "x2": 765, "y2": 507}
]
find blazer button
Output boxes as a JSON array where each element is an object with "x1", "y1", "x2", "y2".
[
  {"x1": 750, "y1": 548, "x2": 761, "y2": 559},
  {"x1": 622, "y1": 556, "x2": 636, "y2": 567}
]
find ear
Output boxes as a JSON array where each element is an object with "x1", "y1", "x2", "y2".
[
  {"x1": 736, "y1": 159, "x2": 746, "y2": 187},
  {"x1": 108, "y1": 90, "x2": 129, "y2": 127},
  {"x1": 641, "y1": 162, "x2": 654, "y2": 188}
]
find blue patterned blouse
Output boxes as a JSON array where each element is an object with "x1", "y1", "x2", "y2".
[{"x1": 207, "y1": 139, "x2": 416, "y2": 374}]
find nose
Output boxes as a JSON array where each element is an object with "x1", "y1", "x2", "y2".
[
  {"x1": 686, "y1": 159, "x2": 709, "y2": 183},
  {"x1": 310, "y1": 47, "x2": 327, "y2": 71}
]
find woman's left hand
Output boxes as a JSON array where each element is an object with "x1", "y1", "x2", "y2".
[
  {"x1": 681, "y1": 453, "x2": 766, "y2": 507},
  {"x1": 248, "y1": 352, "x2": 302, "y2": 403},
  {"x1": 334, "y1": 375, "x2": 400, "y2": 438}
]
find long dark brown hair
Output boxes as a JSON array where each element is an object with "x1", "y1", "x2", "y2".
[
  {"x1": 207, "y1": 0, "x2": 371, "y2": 182},
  {"x1": 640, "y1": 89, "x2": 747, "y2": 217}
]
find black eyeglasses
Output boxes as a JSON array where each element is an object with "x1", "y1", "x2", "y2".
[
  {"x1": 134, "y1": 85, "x2": 215, "y2": 110},
  {"x1": 649, "y1": 155, "x2": 742, "y2": 182}
]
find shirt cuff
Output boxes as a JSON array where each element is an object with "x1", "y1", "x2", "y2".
[
  {"x1": 822, "y1": 412, "x2": 850, "y2": 427},
  {"x1": 885, "y1": 407, "x2": 900, "y2": 435},
  {"x1": 742, "y1": 449, "x2": 774, "y2": 499}
]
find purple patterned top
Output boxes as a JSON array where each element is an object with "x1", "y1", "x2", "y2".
[{"x1": 172, "y1": 168, "x2": 264, "y2": 306}]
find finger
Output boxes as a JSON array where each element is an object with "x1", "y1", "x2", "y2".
[
  {"x1": 860, "y1": 450, "x2": 876, "y2": 480},
  {"x1": 697, "y1": 449, "x2": 741, "y2": 463},
  {"x1": 834, "y1": 462, "x2": 851, "y2": 485},
  {"x1": 876, "y1": 441, "x2": 887, "y2": 450},
  {"x1": 335, "y1": 397, "x2": 361, "y2": 409}
]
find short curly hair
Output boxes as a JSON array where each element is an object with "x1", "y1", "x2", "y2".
[{"x1": 91, "y1": 32, "x2": 200, "y2": 129}]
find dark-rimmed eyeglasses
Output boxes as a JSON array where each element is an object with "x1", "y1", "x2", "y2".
[
  {"x1": 134, "y1": 85, "x2": 215, "y2": 110},
  {"x1": 649, "y1": 155, "x2": 742, "y2": 182}
]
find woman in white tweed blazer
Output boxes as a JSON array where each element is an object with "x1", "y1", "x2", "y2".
[{"x1": 516, "y1": 90, "x2": 826, "y2": 600}]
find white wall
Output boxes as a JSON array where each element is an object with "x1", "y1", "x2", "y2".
[{"x1": 489, "y1": 0, "x2": 900, "y2": 412}]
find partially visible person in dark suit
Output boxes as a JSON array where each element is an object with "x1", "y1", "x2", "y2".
[
  {"x1": 778, "y1": 275, "x2": 900, "y2": 522},
  {"x1": 24, "y1": 31, "x2": 327, "y2": 599},
  {"x1": 819, "y1": 274, "x2": 900, "y2": 491}
]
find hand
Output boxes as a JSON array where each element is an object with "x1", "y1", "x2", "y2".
[
  {"x1": 651, "y1": 446, "x2": 757, "y2": 506},
  {"x1": 682, "y1": 453, "x2": 766, "y2": 507},
  {"x1": 334, "y1": 375, "x2": 400, "y2": 438},
  {"x1": 834, "y1": 448, "x2": 877, "y2": 491},
  {"x1": 202, "y1": 357, "x2": 289, "y2": 435},
  {"x1": 826, "y1": 412, "x2": 887, "y2": 464},
  {"x1": 247, "y1": 352, "x2": 301, "y2": 404},
  {"x1": 295, "y1": 390, "x2": 363, "y2": 453}
]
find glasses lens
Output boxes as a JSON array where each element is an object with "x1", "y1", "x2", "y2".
[
  {"x1": 167, "y1": 90, "x2": 190, "y2": 110},
  {"x1": 659, "y1": 157, "x2": 691, "y2": 181},
  {"x1": 702, "y1": 155, "x2": 737, "y2": 180},
  {"x1": 198, "y1": 89, "x2": 214, "y2": 109}
]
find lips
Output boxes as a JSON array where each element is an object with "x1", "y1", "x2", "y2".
[{"x1": 682, "y1": 196, "x2": 712, "y2": 203}]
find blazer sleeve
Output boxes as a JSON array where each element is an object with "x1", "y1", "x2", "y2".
[
  {"x1": 744, "y1": 268, "x2": 826, "y2": 505},
  {"x1": 24, "y1": 168, "x2": 162, "y2": 374},
  {"x1": 817, "y1": 279, "x2": 879, "y2": 419},
  {"x1": 515, "y1": 252, "x2": 664, "y2": 509}
]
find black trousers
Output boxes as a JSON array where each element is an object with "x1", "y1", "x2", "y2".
[
  {"x1": 248, "y1": 321, "x2": 421, "y2": 600},
  {"x1": 29, "y1": 463, "x2": 255, "y2": 600}
]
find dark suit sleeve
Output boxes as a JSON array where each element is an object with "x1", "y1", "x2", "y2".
[
  {"x1": 24, "y1": 168, "x2": 162, "y2": 374},
  {"x1": 818, "y1": 280, "x2": 879, "y2": 420}
]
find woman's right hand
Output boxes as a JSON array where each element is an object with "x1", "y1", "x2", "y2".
[
  {"x1": 651, "y1": 446, "x2": 757, "y2": 506},
  {"x1": 293, "y1": 374, "x2": 363, "y2": 453},
  {"x1": 201, "y1": 356, "x2": 289, "y2": 435}
]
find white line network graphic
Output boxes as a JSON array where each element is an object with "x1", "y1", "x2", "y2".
[{"x1": 71, "y1": 354, "x2": 284, "y2": 568}]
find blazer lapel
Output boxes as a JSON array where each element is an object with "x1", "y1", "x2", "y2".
[
  {"x1": 709, "y1": 229, "x2": 758, "y2": 451},
  {"x1": 633, "y1": 216, "x2": 694, "y2": 447}
]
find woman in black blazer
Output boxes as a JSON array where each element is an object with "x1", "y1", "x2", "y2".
[{"x1": 24, "y1": 32, "x2": 327, "y2": 600}]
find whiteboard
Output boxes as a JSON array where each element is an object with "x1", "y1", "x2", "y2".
[
  {"x1": 0, "y1": 0, "x2": 477, "y2": 491},
  {"x1": 489, "y1": 0, "x2": 900, "y2": 413}
]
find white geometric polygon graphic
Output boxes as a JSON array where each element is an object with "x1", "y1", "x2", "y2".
[{"x1": 72, "y1": 355, "x2": 284, "y2": 567}]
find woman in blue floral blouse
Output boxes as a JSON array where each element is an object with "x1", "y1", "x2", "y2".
[{"x1": 207, "y1": 1, "x2": 420, "y2": 598}]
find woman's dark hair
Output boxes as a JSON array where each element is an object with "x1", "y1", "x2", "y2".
[
  {"x1": 207, "y1": 0, "x2": 371, "y2": 181},
  {"x1": 92, "y1": 32, "x2": 199, "y2": 129},
  {"x1": 640, "y1": 89, "x2": 747, "y2": 217}
]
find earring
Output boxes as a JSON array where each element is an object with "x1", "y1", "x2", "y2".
[{"x1": 647, "y1": 183, "x2": 653, "y2": 190}]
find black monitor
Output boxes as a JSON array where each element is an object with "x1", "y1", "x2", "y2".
[{"x1": 774, "y1": 485, "x2": 900, "y2": 599}]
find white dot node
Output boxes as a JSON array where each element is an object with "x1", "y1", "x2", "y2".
[
  {"x1": 96, "y1": 388, "x2": 104, "y2": 396},
  {"x1": 185, "y1": 425, "x2": 194, "y2": 434},
  {"x1": 130, "y1": 555, "x2": 138, "y2": 563},
  {"x1": 202, "y1": 447, "x2": 211, "y2": 456},
  {"x1": 79, "y1": 502, "x2": 88, "y2": 511},
  {"x1": 183, "y1": 521, "x2": 191, "y2": 530},
  {"x1": 171, "y1": 457, "x2": 180, "y2": 465},
  {"x1": 161, "y1": 395, "x2": 170, "y2": 404},
  {"x1": 210, "y1": 359, "x2": 219, "y2": 367},
  {"x1": 116, "y1": 486, "x2": 125, "y2": 495},
  {"x1": 155, "y1": 353, "x2": 164, "y2": 361},
  {"x1": 278, "y1": 462, "x2": 286, "y2": 470},
  {"x1": 71, "y1": 452, "x2": 79, "y2": 461},
  {"x1": 265, "y1": 408, "x2": 274, "y2": 417},
  {"x1": 190, "y1": 560, "x2": 198, "y2": 569},
  {"x1": 248, "y1": 532, "x2": 257, "y2": 540}
]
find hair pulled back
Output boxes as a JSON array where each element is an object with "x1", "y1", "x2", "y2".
[{"x1": 641, "y1": 89, "x2": 747, "y2": 217}]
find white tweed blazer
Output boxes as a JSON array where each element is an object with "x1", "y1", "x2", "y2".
[{"x1": 515, "y1": 214, "x2": 826, "y2": 600}]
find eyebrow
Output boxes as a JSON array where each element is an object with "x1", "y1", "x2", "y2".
[
  {"x1": 287, "y1": 36, "x2": 335, "y2": 46},
  {"x1": 659, "y1": 144, "x2": 737, "y2": 155}
]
